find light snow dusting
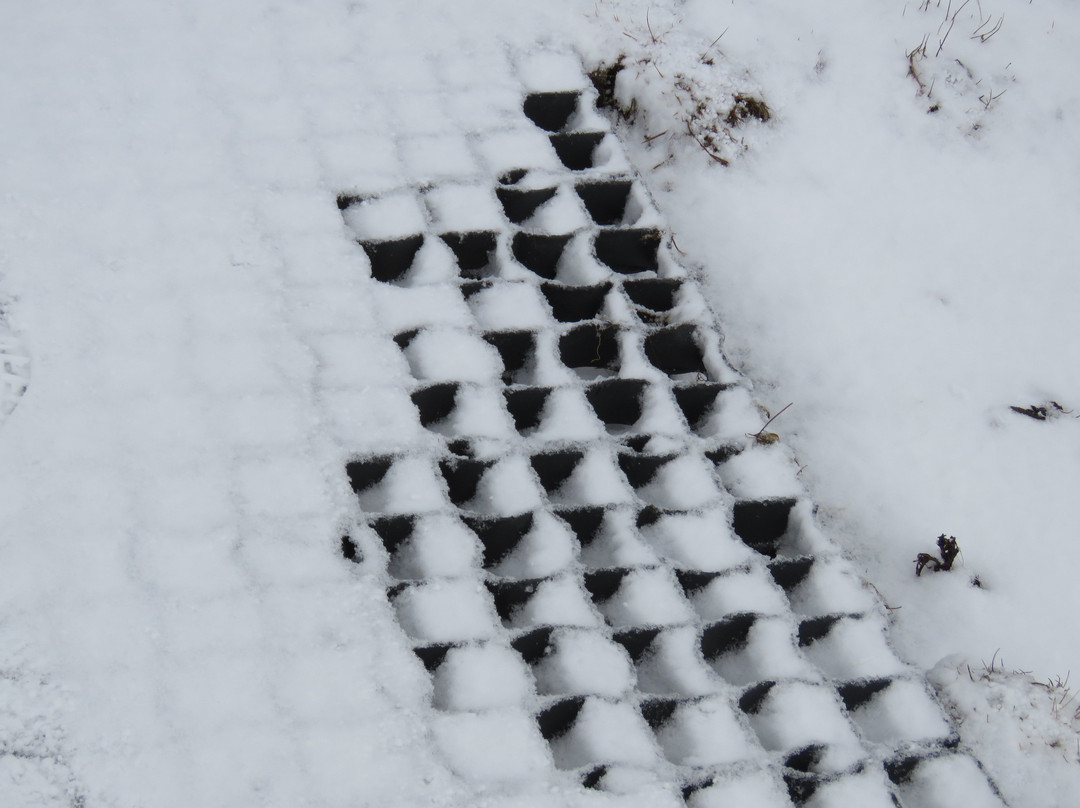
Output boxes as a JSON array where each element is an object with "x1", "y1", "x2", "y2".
[{"x1": 1, "y1": 0, "x2": 1076, "y2": 806}]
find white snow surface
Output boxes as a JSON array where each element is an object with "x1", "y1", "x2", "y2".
[{"x1": 1, "y1": 0, "x2": 1076, "y2": 806}]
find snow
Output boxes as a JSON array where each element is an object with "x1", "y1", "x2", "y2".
[{"x1": 1, "y1": 0, "x2": 1075, "y2": 805}]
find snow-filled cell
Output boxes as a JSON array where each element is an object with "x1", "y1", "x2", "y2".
[
  {"x1": 547, "y1": 698, "x2": 660, "y2": 770},
  {"x1": 391, "y1": 580, "x2": 498, "y2": 643},
  {"x1": 476, "y1": 128, "x2": 562, "y2": 175},
  {"x1": 715, "y1": 446, "x2": 803, "y2": 500},
  {"x1": 373, "y1": 285, "x2": 474, "y2": 333},
  {"x1": 432, "y1": 644, "x2": 534, "y2": 711},
  {"x1": 403, "y1": 328, "x2": 502, "y2": 383},
  {"x1": 638, "y1": 509, "x2": 754, "y2": 572},
  {"x1": 787, "y1": 560, "x2": 876, "y2": 616},
  {"x1": 431, "y1": 385, "x2": 515, "y2": 440},
  {"x1": 468, "y1": 455, "x2": 545, "y2": 516},
  {"x1": 355, "y1": 455, "x2": 447, "y2": 515},
  {"x1": 802, "y1": 766, "x2": 898, "y2": 808},
  {"x1": 424, "y1": 184, "x2": 504, "y2": 232},
  {"x1": 399, "y1": 133, "x2": 477, "y2": 178},
  {"x1": 404, "y1": 236, "x2": 458, "y2": 285},
  {"x1": 595, "y1": 568, "x2": 695, "y2": 628},
  {"x1": 685, "y1": 770, "x2": 792, "y2": 808},
  {"x1": 711, "y1": 618, "x2": 815, "y2": 686},
  {"x1": 689, "y1": 570, "x2": 789, "y2": 621},
  {"x1": 577, "y1": 509, "x2": 660, "y2": 570},
  {"x1": 466, "y1": 283, "x2": 552, "y2": 331},
  {"x1": 847, "y1": 679, "x2": 951, "y2": 744},
  {"x1": 488, "y1": 512, "x2": 576, "y2": 580},
  {"x1": 746, "y1": 682, "x2": 861, "y2": 755},
  {"x1": 529, "y1": 387, "x2": 604, "y2": 440},
  {"x1": 525, "y1": 186, "x2": 589, "y2": 233},
  {"x1": 517, "y1": 52, "x2": 589, "y2": 92},
  {"x1": 654, "y1": 697, "x2": 760, "y2": 767},
  {"x1": 505, "y1": 576, "x2": 599, "y2": 630},
  {"x1": 633, "y1": 626, "x2": 721, "y2": 697},
  {"x1": 800, "y1": 616, "x2": 906, "y2": 681},
  {"x1": 532, "y1": 632, "x2": 634, "y2": 697},
  {"x1": 894, "y1": 754, "x2": 1005, "y2": 808},
  {"x1": 546, "y1": 449, "x2": 634, "y2": 507},
  {"x1": 386, "y1": 513, "x2": 479, "y2": 579},
  {"x1": 432, "y1": 710, "x2": 552, "y2": 783},
  {"x1": 341, "y1": 191, "x2": 426, "y2": 240},
  {"x1": 634, "y1": 454, "x2": 721, "y2": 510}
]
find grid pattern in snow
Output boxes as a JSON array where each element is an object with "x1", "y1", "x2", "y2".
[{"x1": 338, "y1": 53, "x2": 1004, "y2": 808}]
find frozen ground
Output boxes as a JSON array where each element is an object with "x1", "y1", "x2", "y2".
[{"x1": 0, "y1": 1, "x2": 1077, "y2": 807}]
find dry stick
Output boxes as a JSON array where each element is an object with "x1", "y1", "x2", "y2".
[
  {"x1": 643, "y1": 130, "x2": 669, "y2": 144},
  {"x1": 751, "y1": 401, "x2": 793, "y2": 439},
  {"x1": 700, "y1": 28, "x2": 728, "y2": 61},
  {"x1": 685, "y1": 120, "x2": 729, "y2": 166}
]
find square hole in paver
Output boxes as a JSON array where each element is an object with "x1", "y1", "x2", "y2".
[
  {"x1": 523, "y1": 91, "x2": 581, "y2": 132},
  {"x1": 541, "y1": 282, "x2": 611, "y2": 322},
  {"x1": 511, "y1": 232, "x2": 572, "y2": 280},
  {"x1": 594, "y1": 228, "x2": 661, "y2": 274},
  {"x1": 559, "y1": 324, "x2": 620, "y2": 377},
  {"x1": 550, "y1": 131, "x2": 607, "y2": 170}
]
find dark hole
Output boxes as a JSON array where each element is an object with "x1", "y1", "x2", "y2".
[
  {"x1": 639, "y1": 698, "x2": 681, "y2": 730},
  {"x1": 541, "y1": 282, "x2": 611, "y2": 322},
  {"x1": 411, "y1": 382, "x2": 459, "y2": 427},
  {"x1": 623, "y1": 277, "x2": 681, "y2": 312},
  {"x1": 550, "y1": 131, "x2": 606, "y2": 170},
  {"x1": 673, "y1": 383, "x2": 722, "y2": 428},
  {"x1": 537, "y1": 696, "x2": 586, "y2": 740},
  {"x1": 346, "y1": 456, "x2": 394, "y2": 493},
  {"x1": 785, "y1": 745, "x2": 826, "y2": 774},
  {"x1": 393, "y1": 329, "x2": 419, "y2": 349},
  {"x1": 523, "y1": 91, "x2": 580, "y2": 132},
  {"x1": 738, "y1": 681, "x2": 776, "y2": 714},
  {"x1": 620, "y1": 435, "x2": 650, "y2": 453},
  {"x1": 612, "y1": 627, "x2": 661, "y2": 663},
  {"x1": 438, "y1": 457, "x2": 494, "y2": 505},
  {"x1": 732, "y1": 498, "x2": 797, "y2": 557},
  {"x1": 483, "y1": 330, "x2": 535, "y2": 383},
  {"x1": 675, "y1": 569, "x2": 721, "y2": 595},
  {"x1": 464, "y1": 512, "x2": 534, "y2": 569},
  {"x1": 701, "y1": 613, "x2": 758, "y2": 659},
  {"x1": 496, "y1": 186, "x2": 558, "y2": 224},
  {"x1": 386, "y1": 581, "x2": 411, "y2": 600},
  {"x1": 369, "y1": 514, "x2": 417, "y2": 554},
  {"x1": 559, "y1": 324, "x2": 619, "y2": 371},
  {"x1": 511, "y1": 232, "x2": 571, "y2": 279},
  {"x1": 499, "y1": 169, "x2": 527, "y2": 185},
  {"x1": 553, "y1": 507, "x2": 606, "y2": 547},
  {"x1": 511, "y1": 626, "x2": 555, "y2": 664},
  {"x1": 530, "y1": 451, "x2": 584, "y2": 494},
  {"x1": 360, "y1": 235, "x2": 425, "y2": 283},
  {"x1": 585, "y1": 379, "x2": 646, "y2": 425},
  {"x1": 459, "y1": 280, "x2": 490, "y2": 298},
  {"x1": 784, "y1": 772, "x2": 820, "y2": 805},
  {"x1": 504, "y1": 387, "x2": 552, "y2": 432},
  {"x1": 447, "y1": 439, "x2": 472, "y2": 457},
  {"x1": 340, "y1": 535, "x2": 360, "y2": 562},
  {"x1": 584, "y1": 568, "x2": 631, "y2": 602},
  {"x1": 588, "y1": 59, "x2": 625, "y2": 110},
  {"x1": 439, "y1": 232, "x2": 497, "y2": 278},
  {"x1": 575, "y1": 180, "x2": 633, "y2": 225},
  {"x1": 838, "y1": 678, "x2": 893, "y2": 711},
  {"x1": 336, "y1": 193, "x2": 362, "y2": 210},
  {"x1": 644, "y1": 325, "x2": 707, "y2": 377},
  {"x1": 413, "y1": 644, "x2": 454, "y2": 673},
  {"x1": 769, "y1": 557, "x2": 815, "y2": 592},
  {"x1": 617, "y1": 452, "x2": 676, "y2": 489},
  {"x1": 798, "y1": 615, "x2": 843, "y2": 647},
  {"x1": 704, "y1": 444, "x2": 742, "y2": 465},
  {"x1": 681, "y1": 778, "x2": 714, "y2": 803},
  {"x1": 635, "y1": 505, "x2": 663, "y2": 529},
  {"x1": 486, "y1": 577, "x2": 544, "y2": 622},
  {"x1": 594, "y1": 228, "x2": 661, "y2": 274},
  {"x1": 885, "y1": 755, "x2": 923, "y2": 785},
  {"x1": 581, "y1": 766, "x2": 608, "y2": 789}
]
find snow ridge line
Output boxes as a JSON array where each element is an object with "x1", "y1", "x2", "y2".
[{"x1": 336, "y1": 50, "x2": 1005, "y2": 807}]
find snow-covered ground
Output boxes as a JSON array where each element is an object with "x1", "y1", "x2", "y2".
[{"x1": 1, "y1": 1, "x2": 1077, "y2": 806}]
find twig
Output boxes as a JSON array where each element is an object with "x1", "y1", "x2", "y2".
[
  {"x1": 754, "y1": 402, "x2": 793, "y2": 437},
  {"x1": 685, "y1": 120, "x2": 730, "y2": 165},
  {"x1": 700, "y1": 28, "x2": 728, "y2": 61},
  {"x1": 643, "y1": 129, "x2": 669, "y2": 144}
]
